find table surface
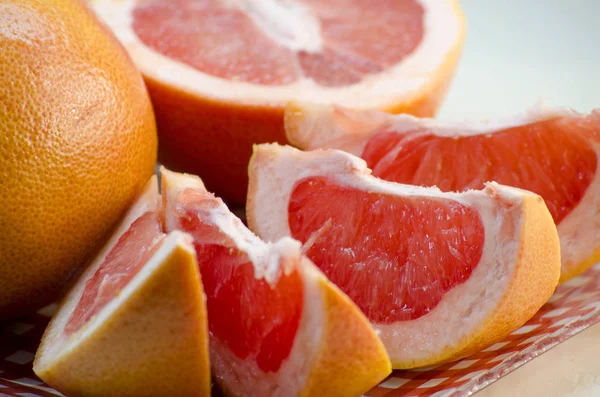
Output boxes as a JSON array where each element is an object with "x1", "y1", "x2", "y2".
[{"x1": 439, "y1": 2, "x2": 600, "y2": 396}]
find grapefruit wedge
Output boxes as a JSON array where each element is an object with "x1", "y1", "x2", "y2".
[
  {"x1": 285, "y1": 102, "x2": 600, "y2": 281},
  {"x1": 160, "y1": 168, "x2": 391, "y2": 396},
  {"x1": 90, "y1": 0, "x2": 465, "y2": 203},
  {"x1": 247, "y1": 144, "x2": 561, "y2": 368},
  {"x1": 34, "y1": 177, "x2": 211, "y2": 397}
]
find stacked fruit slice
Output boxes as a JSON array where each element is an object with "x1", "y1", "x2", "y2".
[
  {"x1": 247, "y1": 144, "x2": 561, "y2": 368},
  {"x1": 160, "y1": 168, "x2": 390, "y2": 396},
  {"x1": 34, "y1": 170, "x2": 390, "y2": 397},
  {"x1": 285, "y1": 102, "x2": 600, "y2": 281}
]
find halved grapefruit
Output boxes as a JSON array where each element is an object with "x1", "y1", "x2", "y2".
[
  {"x1": 285, "y1": 102, "x2": 600, "y2": 282},
  {"x1": 160, "y1": 168, "x2": 391, "y2": 396},
  {"x1": 90, "y1": 0, "x2": 465, "y2": 203},
  {"x1": 33, "y1": 177, "x2": 211, "y2": 397},
  {"x1": 247, "y1": 144, "x2": 561, "y2": 368}
]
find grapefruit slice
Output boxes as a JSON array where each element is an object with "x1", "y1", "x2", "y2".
[
  {"x1": 160, "y1": 168, "x2": 391, "y2": 396},
  {"x1": 90, "y1": 0, "x2": 465, "y2": 203},
  {"x1": 33, "y1": 177, "x2": 210, "y2": 397},
  {"x1": 285, "y1": 102, "x2": 600, "y2": 282},
  {"x1": 247, "y1": 144, "x2": 561, "y2": 368}
]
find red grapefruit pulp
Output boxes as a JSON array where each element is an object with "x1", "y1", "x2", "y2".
[
  {"x1": 66, "y1": 211, "x2": 165, "y2": 334},
  {"x1": 289, "y1": 177, "x2": 484, "y2": 323},
  {"x1": 132, "y1": 0, "x2": 424, "y2": 87},
  {"x1": 362, "y1": 117, "x2": 599, "y2": 224},
  {"x1": 169, "y1": 187, "x2": 303, "y2": 372}
]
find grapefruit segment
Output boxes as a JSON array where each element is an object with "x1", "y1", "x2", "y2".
[
  {"x1": 34, "y1": 177, "x2": 210, "y2": 397},
  {"x1": 161, "y1": 168, "x2": 391, "y2": 396},
  {"x1": 285, "y1": 102, "x2": 600, "y2": 281},
  {"x1": 91, "y1": 0, "x2": 465, "y2": 203},
  {"x1": 247, "y1": 144, "x2": 561, "y2": 368}
]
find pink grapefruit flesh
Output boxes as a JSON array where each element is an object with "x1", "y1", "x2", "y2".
[
  {"x1": 65, "y1": 211, "x2": 165, "y2": 335},
  {"x1": 363, "y1": 117, "x2": 598, "y2": 224},
  {"x1": 289, "y1": 176, "x2": 485, "y2": 323},
  {"x1": 172, "y1": 187, "x2": 303, "y2": 372},
  {"x1": 131, "y1": 0, "x2": 424, "y2": 87}
]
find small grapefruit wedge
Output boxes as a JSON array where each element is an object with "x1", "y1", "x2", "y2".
[
  {"x1": 90, "y1": 0, "x2": 465, "y2": 203},
  {"x1": 34, "y1": 177, "x2": 210, "y2": 397},
  {"x1": 247, "y1": 144, "x2": 561, "y2": 368},
  {"x1": 285, "y1": 102, "x2": 600, "y2": 282},
  {"x1": 160, "y1": 168, "x2": 391, "y2": 396}
]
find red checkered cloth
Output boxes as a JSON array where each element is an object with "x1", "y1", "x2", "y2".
[{"x1": 2, "y1": 264, "x2": 600, "y2": 397}]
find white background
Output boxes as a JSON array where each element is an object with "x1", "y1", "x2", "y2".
[{"x1": 439, "y1": 0, "x2": 600, "y2": 119}]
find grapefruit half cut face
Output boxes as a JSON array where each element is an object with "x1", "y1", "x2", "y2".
[
  {"x1": 90, "y1": 0, "x2": 465, "y2": 205},
  {"x1": 160, "y1": 168, "x2": 390, "y2": 397},
  {"x1": 34, "y1": 177, "x2": 211, "y2": 397},
  {"x1": 92, "y1": 0, "x2": 463, "y2": 109},
  {"x1": 247, "y1": 144, "x2": 561, "y2": 368},
  {"x1": 285, "y1": 102, "x2": 600, "y2": 282}
]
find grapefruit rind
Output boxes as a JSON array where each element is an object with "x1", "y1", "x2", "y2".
[
  {"x1": 247, "y1": 144, "x2": 561, "y2": 368},
  {"x1": 161, "y1": 169, "x2": 391, "y2": 396},
  {"x1": 34, "y1": 178, "x2": 210, "y2": 397},
  {"x1": 284, "y1": 102, "x2": 600, "y2": 282},
  {"x1": 304, "y1": 274, "x2": 393, "y2": 396}
]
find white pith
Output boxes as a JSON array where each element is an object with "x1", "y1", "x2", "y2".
[
  {"x1": 288, "y1": 103, "x2": 600, "y2": 276},
  {"x1": 91, "y1": 0, "x2": 462, "y2": 107},
  {"x1": 34, "y1": 177, "x2": 194, "y2": 369},
  {"x1": 228, "y1": 0, "x2": 323, "y2": 53},
  {"x1": 161, "y1": 169, "x2": 333, "y2": 397},
  {"x1": 247, "y1": 144, "x2": 535, "y2": 362}
]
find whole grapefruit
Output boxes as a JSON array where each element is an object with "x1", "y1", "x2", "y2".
[{"x1": 0, "y1": 0, "x2": 157, "y2": 318}]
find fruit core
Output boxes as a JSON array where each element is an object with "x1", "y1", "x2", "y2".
[
  {"x1": 132, "y1": 0, "x2": 424, "y2": 87},
  {"x1": 362, "y1": 117, "x2": 599, "y2": 224},
  {"x1": 168, "y1": 188, "x2": 303, "y2": 373},
  {"x1": 288, "y1": 177, "x2": 485, "y2": 324},
  {"x1": 65, "y1": 211, "x2": 165, "y2": 334}
]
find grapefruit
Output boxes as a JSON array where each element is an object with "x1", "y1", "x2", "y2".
[
  {"x1": 33, "y1": 177, "x2": 210, "y2": 397},
  {"x1": 160, "y1": 168, "x2": 391, "y2": 396},
  {"x1": 247, "y1": 144, "x2": 561, "y2": 368},
  {"x1": 90, "y1": 0, "x2": 465, "y2": 203},
  {"x1": 285, "y1": 102, "x2": 600, "y2": 281},
  {"x1": 0, "y1": 0, "x2": 157, "y2": 318}
]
